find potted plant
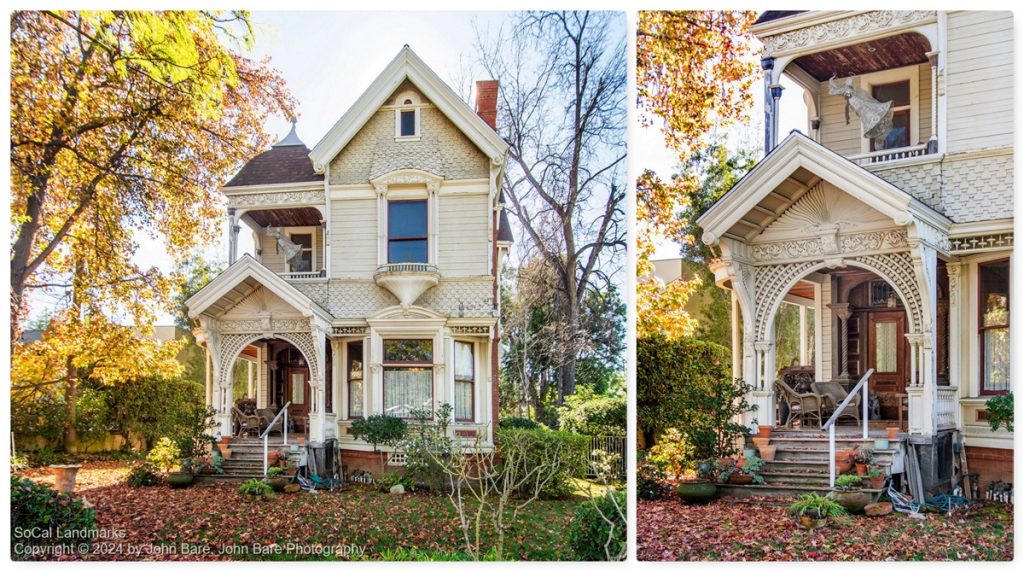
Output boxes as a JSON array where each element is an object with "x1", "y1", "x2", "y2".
[
  {"x1": 873, "y1": 437, "x2": 890, "y2": 451},
  {"x1": 866, "y1": 466, "x2": 886, "y2": 489},
  {"x1": 283, "y1": 461, "x2": 298, "y2": 476},
  {"x1": 758, "y1": 424, "x2": 773, "y2": 439},
  {"x1": 759, "y1": 444, "x2": 778, "y2": 461},
  {"x1": 166, "y1": 458, "x2": 195, "y2": 488},
  {"x1": 752, "y1": 436, "x2": 771, "y2": 450},
  {"x1": 216, "y1": 435, "x2": 232, "y2": 459},
  {"x1": 675, "y1": 459, "x2": 718, "y2": 504},
  {"x1": 264, "y1": 466, "x2": 289, "y2": 492},
  {"x1": 853, "y1": 450, "x2": 874, "y2": 476},
  {"x1": 737, "y1": 456, "x2": 766, "y2": 484},
  {"x1": 834, "y1": 448, "x2": 856, "y2": 474},
  {"x1": 238, "y1": 478, "x2": 273, "y2": 501},
  {"x1": 789, "y1": 493, "x2": 847, "y2": 529},
  {"x1": 828, "y1": 474, "x2": 872, "y2": 513},
  {"x1": 886, "y1": 426, "x2": 900, "y2": 440}
]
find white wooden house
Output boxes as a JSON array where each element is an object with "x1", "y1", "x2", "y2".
[
  {"x1": 698, "y1": 11, "x2": 1012, "y2": 492},
  {"x1": 185, "y1": 47, "x2": 512, "y2": 473}
]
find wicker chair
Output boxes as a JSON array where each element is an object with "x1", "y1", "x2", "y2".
[
  {"x1": 232, "y1": 406, "x2": 263, "y2": 437},
  {"x1": 775, "y1": 380, "x2": 825, "y2": 428},
  {"x1": 813, "y1": 381, "x2": 861, "y2": 426}
]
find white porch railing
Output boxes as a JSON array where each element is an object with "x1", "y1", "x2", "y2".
[
  {"x1": 262, "y1": 402, "x2": 291, "y2": 476},
  {"x1": 279, "y1": 270, "x2": 325, "y2": 280},
  {"x1": 849, "y1": 143, "x2": 930, "y2": 167},
  {"x1": 823, "y1": 369, "x2": 874, "y2": 487},
  {"x1": 936, "y1": 386, "x2": 958, "y2": 429}
]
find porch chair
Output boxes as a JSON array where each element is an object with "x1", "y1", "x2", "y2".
[
  {"x1": 232, "y1": 406, "x2": 264, "y2": 437},
  {"x1": 774, "y1": 380, "x2": 825, "y2": 428},
  {"x1": 813, "y1": 381, "x2": 861, "y2": 426},
  {"x1": 257, "y1": 408, "x2": 286, "y2": 436}
]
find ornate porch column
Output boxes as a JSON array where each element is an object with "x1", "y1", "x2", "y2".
[
  {"x1": 731, "y1": 291, "x2": 742, "y2": 379},
  {"x1": 227, "y1": 208, "x2": 240, "y2": 265},
  {"x1": 904, "y1": 333, "x2": 931, "y2": 435},
  {"x1": 308, "y1": 325, "x2": 330, "y2": 443},
  {"x1": 827, "y1": 303, "x2": 854, "y2": 381},
  {"x1": 926, "y1": 50, "x2": 940, "y2": 154},
  {"x1": 946, "y1": 263, "x2": 963, "y2": 425},
  {"x1": 753, "y1": 340, "x2": 776, "y2": 426}
]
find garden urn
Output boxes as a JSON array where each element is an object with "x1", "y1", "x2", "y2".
[
  {"x1": 166, "y1": 472, "x2": 194, "y2": 489},
  {"x1": 676, "y1": 481, "x2": 717, "y2": 504},
  {"x1": 50, "y1": 464, "x2": 83, "y2": 494},
  {"x1": 828, "y1": 489, "x2": 871, "y2": 513}
]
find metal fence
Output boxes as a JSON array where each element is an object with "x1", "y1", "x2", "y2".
[{"x1": 587, "y1": 435, "x2": 626, "y2": 481}]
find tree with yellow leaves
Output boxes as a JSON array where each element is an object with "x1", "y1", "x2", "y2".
[{"x1": 635, "y1": 11, "x2": 757, "y2": 339}]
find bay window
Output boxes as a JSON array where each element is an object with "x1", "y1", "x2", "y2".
[
  {"x1": 979, "y1": 259, "x2": 1010, "y2": 394},
  {"x1": 383, "y1": 339, "x2": 433, "y2": 417},
  {"x1": 454, "y1": 341, "x2": 474, "y2": 421}
]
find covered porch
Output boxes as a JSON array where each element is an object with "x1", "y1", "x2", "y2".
[{"x1": 699, "y1": 133, "x2": 957, "y2": 439}]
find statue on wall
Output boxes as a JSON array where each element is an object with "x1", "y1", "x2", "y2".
[
  {"x1": 264, "y1": 226, "x2": 303, "y2": 264},
  {"x1": 828, "y1": 75, "x2": 894, "y2": 148}
]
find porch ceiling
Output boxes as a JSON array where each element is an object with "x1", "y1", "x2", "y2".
[
  {"x1": 720, "y1": 166, "x2": 821, "y2": 243},
  {"x1": 246, "y1": 207, "x2": 322, "y2": 227},
  {"x1": 792, "y1": 33, "x2": 931, "y2": 81}
]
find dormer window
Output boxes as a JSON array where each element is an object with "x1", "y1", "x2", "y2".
[{"x1": 395, "y1": 94, "x2": 421, "y2": 140}]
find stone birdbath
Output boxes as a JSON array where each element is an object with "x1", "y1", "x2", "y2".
[{"x1": 50, "y1": 464, "x2": 83, "y2": 494}]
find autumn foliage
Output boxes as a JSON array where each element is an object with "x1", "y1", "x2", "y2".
[{"x1": 635, "y1": 11, "x2": 757, "y2": 338}]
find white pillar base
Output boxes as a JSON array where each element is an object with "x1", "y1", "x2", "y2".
[
  {"x1": 751, "y1": 390, "x2": 775, "y2": 427},
  {"x1": 905, "y1": 386, "x2": 928, "y2": 436}
]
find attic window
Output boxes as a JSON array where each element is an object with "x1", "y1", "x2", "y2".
[
  {"x1": 395, "y1": 94, "x2": 421, "y2": 140},
  {"x1": 400, "y1": 110, "x2": 416, "y2": 136}
]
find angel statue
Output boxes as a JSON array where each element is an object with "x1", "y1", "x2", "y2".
[
  {"x1": 828, "y1": 75, "x2": 894, "y2": 148},
  {"x1": 264, "y1": 226, "x2": 303, "y2": 265}
]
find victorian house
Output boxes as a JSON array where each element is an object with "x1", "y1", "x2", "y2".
[
  {"x1": 185, "y1": 47, "x2": 512, "y2": 474},
  {"x1": 698, "y1": 11, "x2": 1012, "y2": 494}
]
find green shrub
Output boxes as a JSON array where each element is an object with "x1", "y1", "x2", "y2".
[
  {"x1": 637, "y1": 457, "x2": 669, "y2": 501},
  {"x1": 351, "y1": 414, "x2": 407, "y2": 450},
  {"x1": 238, "y1": 479, "x2": 273, "y2": 499},
  {"x1": 567, "y1": 491, "x2": 627, "y2": 561},
  {"x1": 374, "y1": 471, "x2": 416, "y2": 493},
  {"x1": 498, "y1": 417, "x2": 542, "y2": 430},
  {"x1": 174, "y1": 405, "x2": 218, "y2": 460},
  {"x1": 495, "y1": 427, "x2": 588, "y2": 499},
  {"x1": 125, "y1": 462, "x2": 160, "y2": 487},
  {"x1": 10, "y1": 476, "x2": 97, "y2": 560},
  {"x1": 789, "y1": 493, "x2": 847, "y2": 520},
  {"x1": 400, "y1": 403, "x2": 454, "y2": 493},
  {"x1": 146, "y1": 437, "x2": 181, "y2": 472},
  {"x1": 834, "y1": 474, "x2": 863, "y2": 489},
  {"x1": 637, "y1": 334, "x2": 754, "y2": 458},
  {"x1": 985, "y1": 392, "x2": 1013, "y2": 432},
  {"x1": 266, "y1": 466, "x2": 284, "y2": 477},
  {"x1": 557, "y1": 389, "x2": 626, "y2": 436}
]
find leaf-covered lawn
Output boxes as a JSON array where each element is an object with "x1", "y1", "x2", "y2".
[
  {"x1": 638, "y1": 497, "x2": 1013, "y2": 561},
  {"x1": 18, "y1": 462, "x2": 582, "y2": 561}
]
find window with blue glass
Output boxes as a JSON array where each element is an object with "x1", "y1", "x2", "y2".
[
  {"x1": 387, "y1": 200, "x2": 428, "y2": 263},
  {"x1": 400, "y1": 109, "x2": 417, "y2": 137}
]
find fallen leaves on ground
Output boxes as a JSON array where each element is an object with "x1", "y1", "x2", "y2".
[
  {"x1": 16, "y1": 462, "x2": 580, "y2": 561},
  {"x1": 637, "y1": 497, "x2": 1013, "y2": 561}
]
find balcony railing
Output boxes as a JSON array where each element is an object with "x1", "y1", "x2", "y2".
[
  {"x1": 373, "y1": 262, "x2": 440, "y2": 306},
  {"x1": 375, "y1": 262, "x2": 439, "y2": 275},
  {"x1": 849, "y1": 143, "x2": 931, "y2": 167},
  {"x1": 279, "y1": 269, "x2": 325, "y2": 280}
]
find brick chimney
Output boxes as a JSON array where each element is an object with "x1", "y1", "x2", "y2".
[{"x1": 475, "y1": 80, "x2": 499, "y2": 130}]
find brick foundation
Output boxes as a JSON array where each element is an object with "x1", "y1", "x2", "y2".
[
  {"x1": 965, "y1": 446, "x2": 1013, "y2": 493},
  {"x1": 339, "y1": 449, "x2": 403, "y2": 478}
]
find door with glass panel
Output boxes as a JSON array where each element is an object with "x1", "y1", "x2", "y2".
[
  {"x1": 866, "y1": 311, "x2": 907, "y2": 395},
  {"x1": 286, "y1": 368, "x2": 310, "y2": 433}
]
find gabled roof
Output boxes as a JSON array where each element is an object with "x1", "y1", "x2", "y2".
[
  {"x1": 224, "y1": 122, "x2": 322, "y2": 188},
  {"x1": 698, "y1": 131, "x2": 951, "y2": 246},
  {"x1": 308, "y1": 46, "x2": 509, "y2": 173},
  {"x1": 185, "y1": 255, "x2": 331, "y2": 322}
]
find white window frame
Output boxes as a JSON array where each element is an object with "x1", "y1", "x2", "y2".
[
  {"x1": 285, "y1": 226, "x2": 319, "y2": 273},
  {"x1": 453, "y1": 340, "x2": 476, "y2": 422},
  {"x1": 393, "y1": 91, "x2": 422, "y2": 141},
  {"x1": 858, "y1": 66, "x2": 920, "y2": 154}
]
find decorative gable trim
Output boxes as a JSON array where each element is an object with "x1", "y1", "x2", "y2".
[
  {"x1": 698, "y1": 132, "x2": 951, "y2": 247},
  {"x1": 309, "y1": 46, "x2": 508, "y2": 173},
  {"x1": 184, "y1": 254, "x2": 332, "y2": 323}
]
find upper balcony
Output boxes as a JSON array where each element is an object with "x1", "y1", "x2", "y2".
[
  {"x1": 229, "y1": 204, "x2": 328, "y2": 282},
  {"x1": 754, "y1": 11, "x2": 941, "y2": 168},
  {"x1": 373, "y1": 262, "x2": 441, "y2": 306}
]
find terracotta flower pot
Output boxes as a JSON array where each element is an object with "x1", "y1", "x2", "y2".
[
  {"x1": 728, "y1": 473, "x2": 754, "y2": 485},
  {"x1": 759, "y1": 445, "x2": 777, "y2": 461},
  {"x1": 869, "y1": 476, "x2": 885, "y2": 489},
  {"x1": 752, "y1": 437, "x2": 771, "y2": 449},
  {"x1": 856, "y1": 463, "x2": 868, "y2": 476},
  {"x1": 216, "y1": 443, "x2": 232, "y2": 459},
  {"x1": 886, "y1": 427, "x2": 900, "y2": 440},
  {"x1": 758, "y1": 425, "x2": 773, "y2": 438},
  {"x1": 798, "y1": 514, "x2": 827, "y2": 529}
]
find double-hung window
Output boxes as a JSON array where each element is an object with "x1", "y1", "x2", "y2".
[
  {"x1": 871, "y1": 80, "x2": 911, "y2": 151},
  {"x1": 980, "y1": 259, "x2": 1010, "y2": 394},
  {"x1": 289, "y1": 233, "x2": 313, "y2": 272},
  {"x1": 347, "y1": 341, "x2": 364, "y2": 418},
  {"x1": 387, "y1": 200, "x2": 428, "y2": 263},
  {"x1": 383, "y1": 339, "x2": 433, "y2": 418},
  {"x1": 454, "y1": 341, "x2": 475, "y2": 421}
]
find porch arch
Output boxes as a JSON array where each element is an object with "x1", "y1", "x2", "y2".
[
  {"x1": 218, "y1": 331, "x2": 321, "y2": 405},
  {"x1": 754, "y1": 251, "x2": 924, "y2": 346}
]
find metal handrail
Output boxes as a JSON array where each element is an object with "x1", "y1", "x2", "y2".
[
  {"x1": 262, "y1": 402, "x2": 292, "y2": 476},
  {"x1": 822, "y1": 369, "x2": 873, "y2": 487}
]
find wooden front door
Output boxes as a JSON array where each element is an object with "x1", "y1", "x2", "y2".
[
  {"x1": 286, "y1": 368, "x2": 310, "y2": 421},
  {"x1": 866, "y1": 311, "x2": 907, "y2": 395}
]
